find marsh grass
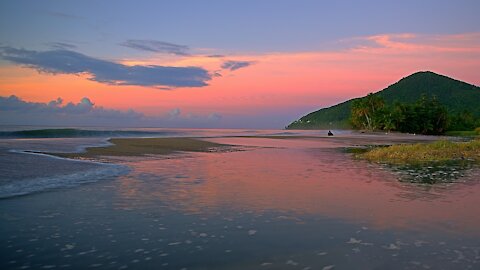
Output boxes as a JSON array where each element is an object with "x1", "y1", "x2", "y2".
[
  {"x1": 360, "y1": 139, "x2": 480, "y2": 164},
  {"x1": 445, "y1": 130, "x2": 479, "y2": 137}
]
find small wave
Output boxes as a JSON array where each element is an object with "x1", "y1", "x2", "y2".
[
  {"x1": 0, "y1": 128, "x2": 176, "y2": 138},
  {"x1": 0, "y1": 163, "x2": 129, "y2": 199}
]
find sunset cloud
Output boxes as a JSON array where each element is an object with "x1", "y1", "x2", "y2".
[
  {"x1": 47, "y1": 42, "x2": 78, "y2": 50},
  {"x1": 0, "y1": 47, "x2": 211, "y2": 88},
  {"x1": 221, "y1": 60, "x2": 255, "y2": 71},
  {"x1": 347, "y1": 33, "x2": 480, "y2": 54},
  {"x1": 120, "y1": 39, "x2": 190, "y2": 56}
]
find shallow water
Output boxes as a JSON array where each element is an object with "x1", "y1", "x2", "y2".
[
  {"x1": 0, "y1": 138, "x2": 127, "y2": 198},
  {"x1": 1, "y1": 134, "x2": 479, "y2": 269}
]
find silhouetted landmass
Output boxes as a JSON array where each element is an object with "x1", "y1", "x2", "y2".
[{"x1": 287, "y1": 71, "x2": 480, "y2": 129}]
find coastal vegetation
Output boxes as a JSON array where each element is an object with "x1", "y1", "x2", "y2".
[
  {"x1": 287, "y1": 71, "x2": 480, "y2": 131},
  {"x1": 445, "y1": 127, "x2": 480, "y2": 137},
  {"x1": 350, "y1": 94, "x2": 451, "y2": 134},
  {"x1": 360, "y1": 139, "x2": 480, "y2": 164}
]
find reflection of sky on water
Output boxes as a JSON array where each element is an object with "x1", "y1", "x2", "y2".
[
  {"x1": 2, "y1": 136, "x2": 480, "y2": 269},
  {"x1": 114, "y1": 137, "x2": 480, "y2": 236}
]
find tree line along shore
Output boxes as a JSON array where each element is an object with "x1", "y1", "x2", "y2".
[
  {"x1": 350, "y1": 93, "x2": 480, "y2": 136},
  {"x1": 349, "y1": 93, "x2": 480, "y2": 164}
]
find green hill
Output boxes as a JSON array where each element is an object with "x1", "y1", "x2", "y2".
[{"x1": 287, "y1": 71, "x2": 480, "y2": 129}]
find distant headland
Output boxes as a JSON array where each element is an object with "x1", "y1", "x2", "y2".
[{"x1": 287, "y1": 71, "x2": 480, "y2": 135}]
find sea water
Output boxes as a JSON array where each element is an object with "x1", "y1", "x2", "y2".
[{"x1": 1, "y1": 128, "x2": 479, "y2": 269}]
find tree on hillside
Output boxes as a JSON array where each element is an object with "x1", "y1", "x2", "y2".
[
  {"x1": 391, "y1": 95, "x2": 448, "y2": 135},
  {"x1": 351, "y1": 93, "x2": 385, "y2": 130},
  {"x1": 449, "y1": 110, "x2": 476, "y2": 131},
  {"x1": 424, "y1": 95, "x2": 448, "y2": 134},
  {"x1": 350, "y1": 94, "x2": 449, "y2": 134}
]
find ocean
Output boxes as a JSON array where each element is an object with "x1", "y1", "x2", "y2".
[{"x1": 1, "y1": 127, "x2": 479, "y2": 269}]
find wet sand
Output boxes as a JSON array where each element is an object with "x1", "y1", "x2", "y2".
[
  {"x1": 239, "y1": 132, "x2": 449, "y2": 145},
  {"x1": 52, "y1": 133, "x2": 447, "y2": 159},
  {"x1": 52, "y1": 137, "x2": 231, "y2": 158}
]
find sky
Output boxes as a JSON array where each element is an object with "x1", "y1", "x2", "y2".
[{"x1": 1, "y1": 0, "x2": 479, "y2": 128}]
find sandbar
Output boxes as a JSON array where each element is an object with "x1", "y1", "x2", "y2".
[{"x1": 54, "y1": 137, "x2": 230, "y2": 158}]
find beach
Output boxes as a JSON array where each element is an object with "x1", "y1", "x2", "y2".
[
  {"x1": 51, "y1": 137, "x2": 232, "y2": 158},
  {"x1": 1, "y1": 129, "x2": 480, "y2": 269}
]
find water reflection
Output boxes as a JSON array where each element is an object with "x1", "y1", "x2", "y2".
[
  {"x1": 114, "y1": 137, "x2": 480, "y2": 235},
  {"x1": 3, "y1": 136, "x2": 480, "y2": 270}
]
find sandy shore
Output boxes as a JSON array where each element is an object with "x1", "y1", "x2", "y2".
[
  {"x1": 44, "y1": 133, "x2": 453, "y2": 159},
  {"x1": 53, "y1": 137, "x2": 230, "y2": 158},
  {"x1": 235, "y1": 132, "x2": 448, "y2": 145}
]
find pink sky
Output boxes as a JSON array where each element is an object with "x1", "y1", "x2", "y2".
[{"x1": 1, "y1": 33, "x2": 479, "y2": 128}]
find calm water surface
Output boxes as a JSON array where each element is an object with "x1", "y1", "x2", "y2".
[{"x1": 1, "y1": 134, "x2": 479, "y2": 269}]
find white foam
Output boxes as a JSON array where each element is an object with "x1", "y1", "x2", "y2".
[
  {"x1": 0, "y1": 163, "x2": 129, "y2": 199},
  {"x1": 347, "y1": 237, "x2": 362, "y2": 244}
]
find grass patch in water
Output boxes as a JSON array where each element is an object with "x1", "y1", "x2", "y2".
[{"x1": 360, "y1": 139, "x2": 480, "y2": 164}]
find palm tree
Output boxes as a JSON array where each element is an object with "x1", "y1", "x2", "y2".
[{"x1": 351, "y1": 93, "x2": 385, "y2": 130}]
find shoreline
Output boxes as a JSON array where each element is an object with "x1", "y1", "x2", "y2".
[
  {"x1": 49, "y1": 137, "x2": 232, "y2": 159},
  {"x1": 39, "y1": 133, "x2": 453, "y2": 160}
]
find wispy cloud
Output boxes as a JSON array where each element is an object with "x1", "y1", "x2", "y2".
[
  {"x1": 0, "y1": 47, "x2": 211, "y2": 88},
  {"x1": 47, "y1": 42, "x2": 78, "y2": 50},
  {"x1": 46, "y1": 10, "x2": 81, "y2": 20},
  {"x1": 207, "y1": 54, "x2": 225, "y2": 58},
  {"x1": 346, "y1": 33, "x2": 480, "y2": 54},
  {"x1": 221, "y1": 60, "x2": 255, "y2": 71},
  {"x1": 120, "y1": 40, "x2": 190, "y2": 56}
]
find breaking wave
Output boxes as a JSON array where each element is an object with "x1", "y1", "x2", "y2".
[{"x1": 0, "y1": 128, "x2": 177, "y2": 138}]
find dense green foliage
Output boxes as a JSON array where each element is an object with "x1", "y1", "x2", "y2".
[
  {"x1": 448, "y1": 111, "x2": 479, "y2": 131},
  {"x1": 350, "y1": 93, "x2": 386, "y2": 130},
  {"x1": 287, "y1": 71, "x2": 480, "y2": 130},
  {"x1": 351, "y1": 94, "x2": 449, "y2": 135}
]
